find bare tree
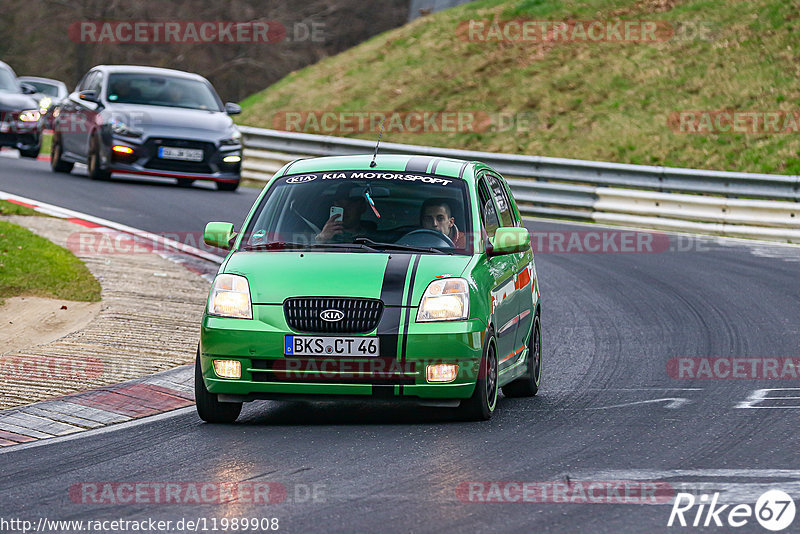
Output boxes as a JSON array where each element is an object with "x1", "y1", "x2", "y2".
[{"x1": 0, "y1": 0, "x2": 407, "y2": 102}]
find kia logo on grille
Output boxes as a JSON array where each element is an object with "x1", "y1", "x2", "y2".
[{"x1": 320, "y1": 309, "x2": 344, "y2": 322}]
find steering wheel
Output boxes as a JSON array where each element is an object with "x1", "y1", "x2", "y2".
[{"x1": 397, "y1": 228, "x2": 455, "y2": 248}]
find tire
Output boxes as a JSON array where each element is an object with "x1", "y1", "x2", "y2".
[
  {"x1": 216, "y1": 180, "x2": 239, "y2": 192},
  {"x1": 176, "y1": 178, "x2": 195, "y2": 187},
  {"x1": 459, "y1": 327, "x2": 499, "y2": 421},
  {"x1": 194, "y1": 349, "x2": 242, "y2": 424},
  {"x1": 19, "y1": 145, "x2": 41, "y2": 159},
  {"x1": 51, "y1": 136, "x2": 74, "y2": 173},
  {"x1": 87, "y1": 136, "x2": 111, "y2": 181},
  {"x1": 502, "y1": 312, "x2": 542, "y2": 398}
]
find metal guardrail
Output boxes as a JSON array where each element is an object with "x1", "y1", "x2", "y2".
[{"x1": 239, "y1": 126, "x2": 800, "y2": 243}]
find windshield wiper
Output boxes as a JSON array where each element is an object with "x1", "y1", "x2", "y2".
[
  {"x1": 240, "y1": 241, "x2": 378, "y2": 252},
  {"x1": 241, "y1": 241, "x2": 307, "y2": 251},
  {"x1": 352, "y1": 237, "x2": 449, "y2": 255}
]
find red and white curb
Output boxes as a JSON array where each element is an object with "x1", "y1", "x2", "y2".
[
  {"x1": 0, "y1": 365, "x2": 194, "y2": 447},
  {"x1": 0, "y1": 148, "x2": 50, "y2": 162},
  {"x1": 0, "y1": 191, "x2": 224, "y2": 448}
]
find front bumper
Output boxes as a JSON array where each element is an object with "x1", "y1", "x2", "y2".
[
  {"x1": 0, "y1": 119, "x2": 41, "y2": 150},
  {"x1": 102, "y1": 134, "x2": 241, "y2": 183},
  {"x1": 200, "y1": 304, "x2": 487, "y2": 401}
]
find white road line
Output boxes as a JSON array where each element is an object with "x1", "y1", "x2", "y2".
[
  {"x1": 590, "y1": 398, "x2": 690, "y2": 410},
  {"x1": 559, "y1": 469, "x2": 800, "y2": 504},
  {"x1": 0, "y1": 190, "x2": 223, "y2": 264},
  {"x1": 736, "y1": 388, "x2": 800, "y2": 409},
  {"x1": 523, "y1": 215, "x2": 800, "y2": 250}
]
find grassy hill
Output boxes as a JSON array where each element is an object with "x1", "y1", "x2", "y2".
[{"x1": 239, "y1": 0, "x2": 800, "y2": 175}]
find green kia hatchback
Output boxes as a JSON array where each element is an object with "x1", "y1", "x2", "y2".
[{"x1": 197, "y1": 154, "x2": 541, "y2": 422}]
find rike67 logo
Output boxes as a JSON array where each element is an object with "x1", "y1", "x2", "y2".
[{"x1": 668, "y1": 490, "x2": 796, "y2": 531}]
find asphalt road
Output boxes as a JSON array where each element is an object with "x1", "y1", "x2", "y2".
[{"x1": 2, "y1": 155, "x2": 800, "y2": 533}]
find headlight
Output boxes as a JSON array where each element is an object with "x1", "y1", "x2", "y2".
[
  {"x1": 111, "y1": 120, "x2": 143, "y2": 138},
  {"x1": 39, "y1": 97, "x2": 52, "y2": 110},
  {"x1": 416, "y1": 278, "x2": 470, "y2": 322},
  {"x1": 18, "y1": 110, "x2": 41, "y2": 122},
  {"x1": 208, "y1": 274, "x2": 252, "y2": 319},
  {"x1": 220, "y1": 129, "x2": 242, "y2": 146}
]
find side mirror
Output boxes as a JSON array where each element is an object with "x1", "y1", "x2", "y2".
[
  {"x1": 78, "y1": 90, "x2": 100, "y2": 104},
  {"x1": 20, "y1": 83, "x2": 37, "y2": 95},
  {"x1": 204, "y1": 222, "x2": 236, "y2": 249},
  {"x1": 488, "y1": 227, "x2": 530, "y2": 256},
  {"x1": 225, "y1": 102, "x2": 241, "y2": 115}
]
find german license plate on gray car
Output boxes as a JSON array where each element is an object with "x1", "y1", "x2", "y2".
[{"x1": 158, "y1": 146, "x2": 203, "y2": 161}]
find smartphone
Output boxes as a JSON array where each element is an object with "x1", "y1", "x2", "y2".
[{"x1": 330, "y1": 206, "x2": 344, "y2": 221}]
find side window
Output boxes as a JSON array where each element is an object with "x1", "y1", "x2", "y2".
[
  {"x1": 478, "y1": 178, "x2": 500, "y2": 239},
  {"x1": 87, "y1": 72, "x2": 103, "y2": 95},
  {"x1": 487, "y1": 174, "x2": 514, "y2": 227},
  {"x1": 77, "y1": 72, "x2": 95, "y2": 92},
  {"x1": 499, "y1": 176, "x2": 521, "y2": 226}
]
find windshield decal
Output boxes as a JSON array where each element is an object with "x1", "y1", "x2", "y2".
[{"x1": 282, "y1": 170, "x2": 453, "y2": 186}]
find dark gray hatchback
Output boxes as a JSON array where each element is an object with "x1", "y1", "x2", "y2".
[{"x1": 51, "y1": 65, "x2": 243, "y2": 191}]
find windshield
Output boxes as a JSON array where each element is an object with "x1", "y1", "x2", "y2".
[
  {"x1": 106, "y1": 73, "x2": 222, "y2": 111},
  {"x1": 23, "y1": 81, "x2": 59, "y2": 97},
  {"x1": 242, "y1": 170, "x2": 473, "y2": 254},
  {"x1": 0, "y1": 69, "x2": 20, "y2": 93}
]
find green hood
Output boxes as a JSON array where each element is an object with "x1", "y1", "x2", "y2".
[{"x1": 224, "y1": 251, "x2": 472, "y2": 305}]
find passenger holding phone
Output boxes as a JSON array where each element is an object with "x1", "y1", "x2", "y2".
[{"x1": 315, "y1": 184, "x2": 373, "y2": 243}]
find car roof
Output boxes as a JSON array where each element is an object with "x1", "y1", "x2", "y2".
[
  {"x1": 281, "y1": 154, "x2": 492, "y2": 182},
  {"x1": 91, "y1": 65, "x2": 207, "y2": 81},
  {"x1": 18, "y1": 76, "x2": 66, "y2": 87}
]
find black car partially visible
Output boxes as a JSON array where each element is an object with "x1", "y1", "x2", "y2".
[
  {"x1": 18, "y1": 76, "x2": 69, "y2": 130},
  {"x1": 0, "y1": 61, "x2": 43, "y2": 158}
]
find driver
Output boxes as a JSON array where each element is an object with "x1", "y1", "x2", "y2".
[
  {"x1": 420, "y1": 198, "x2": 466, "y2": 249},
  {"x1": 315, "y1": 184, "x2": 375, "y2": 243}
]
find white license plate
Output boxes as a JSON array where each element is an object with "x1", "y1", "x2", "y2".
[
  {"x1": 0, "y1": 122, "x2": 10, "y2": 133},
  {"x1": 158, "y1": 146, "x2": 203, "y2": 161},
  {"x1": 285, "y1": 336, "x2": 380, "y2": 357}
]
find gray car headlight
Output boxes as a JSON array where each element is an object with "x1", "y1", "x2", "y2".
[
  {"x1": 111, "y1": 120, "x2": 143, "y2": 138},
  {"x1": 220, "y1": 129, "x2": 242, "y2": 146}
]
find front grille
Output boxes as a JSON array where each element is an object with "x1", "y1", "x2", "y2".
[
  {"x1": 284, "y1": 297, "x2": 383, "y2": 334},
  {"x1": 143, "y1": 138, "x2": 215, "y2": 174}
]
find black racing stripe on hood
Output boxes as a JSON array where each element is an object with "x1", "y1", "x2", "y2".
[
  {"x1": 400, "y1": 255, "x2": 422, "y2": 365},
  {"x1": 376, "y1": 254, "x2": 413, "y2": 361},
  {"x1": 405, "y1": 156, "x2": 433, "y2": 173},
  {"x1": 379, "y1": 254, "x2": 412, "y2": 307}
]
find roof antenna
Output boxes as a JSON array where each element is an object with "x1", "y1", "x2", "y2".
[{"x1": 370, "y1": 118, "x2": 385, "y2": 168}]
